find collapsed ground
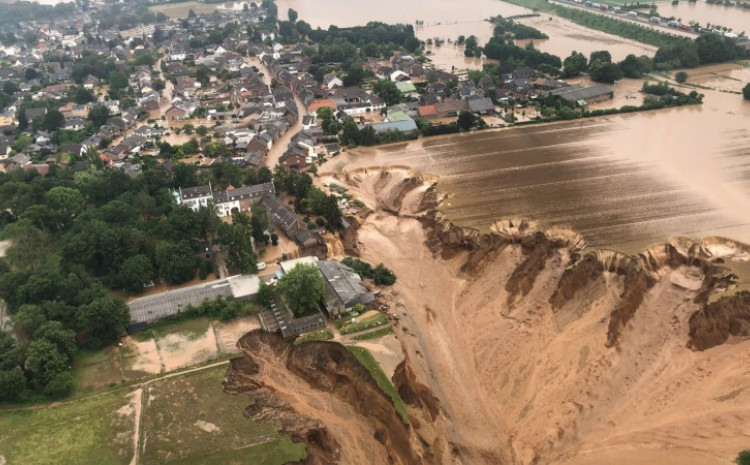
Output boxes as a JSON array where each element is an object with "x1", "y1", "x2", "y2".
[{"x1": 234, "y1": 166, "x2": 750, "y2": 465}]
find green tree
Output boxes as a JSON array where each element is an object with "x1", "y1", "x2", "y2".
[
  {"x1": 25, "y1": 339, "x2": 69, "y2": 393},
  {"x1": 276, "y1": 263, "x2": 324, "y2": 316},
  {"x1": 70, "y1": 86, "x2": 96, "y2": 104},
  {"x1": 152, "y1": 79, "x2": 165, "y2": 92},
  {"x1": 590, "y1": 50, "x2": 612, "y2": 63},
  {"x1": 88, "y1": 105, "x2": 110, "y2": 129},
  {"x1": 196, "y1": 66, "x2": 211, "y2": 87},
  {"x1": 108, "y1": 70, "x2": 128, "y2": 91},
  {"x1": 340, "y1": 117, "x2": 361, "y2": 146},
  {"x1": 118, "y1": 254, "x2": 155, "y2": 293},
  {"x1": 225, "y1": 221, "x2": 257, "y2": 274},
  {"x1": 256, "y1": 281, "x2": 274, "y2": 308},
  {"x1": 155, "y1": 241, "x2": 196, "y2": 284},
  {"x1": 457, "y1": 110, "x2": 477, "y2": 131},
  {"x1": 373, "y1": 263, "x2": 397, "y2": 285},
  {"x1": 34, "y1": 321, "x2": 77, "y2": 361},
  {"x1": 0, "y1": 366, "x2": 27, "y2": 402},
  {"x1": 196, "y1": 125, "x2": 209, "y2": 137},
  {"x1": 675, "y1": 71, "x2": 688, "y2": 83},
  {"x1": 77, "y1": 297, "x2": 130, "y2": 348},
  {"x1": 562, "y1": 51, "x2": 588, "y2": 78},
  {"x1": 588, "y1": 59, "x2": 623, "y2": 84},
  {"x1": 742, "y1": 83, "x2": 750, "y2": 101},
  {"x1": 372, "y1": 80, "x2": 402, "y2": 105},
  {"x1": 735, "y1": 450, "x2": 750, "y2": 465},
  {"x1": 288, "y1": 8, "x2": 298, "y2": 22},
  {"x1": 618, "y1": 54, "x2": 652, "y2": 78},
  {"x1": 250, "y1": 205, "x2": 270, "y2": 244},
  {"x1": 46, "y1": 186, "x2": 85, "y2": 229},
  {"x1": 12, "y1": 304, "x2": 47, "y2": 340},
  {"x1": 41, "y1": 109, "x2": 65, "y2": 132}
]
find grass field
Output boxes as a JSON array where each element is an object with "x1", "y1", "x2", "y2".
[
  {"x1": 294, "y1": 328, "x2": 334, "y2": 345},
  {"x1": 71, "y1": 347, "x2": 124, "y2": 394},
  {"x1": 0, "y1": 390, "x2": 135, "y2": 465},
  {"x1": 153, "y1": 316, "x2": 212, "y2": 342},
  {"x1": 346, "y1": 346, "x2": 409, "y2": 424},
  {"x1": 148, "y1": 1, "x2": 220, "y2": 19},
  {"x1": 139, "y1": 366, "x2": 306, "y2": 465},
  {"x1": 352, "y1": 326, "x2": 395, "y2": 341},
  {"x1": 339, "y1": 314, "x2": 389, "y2": 335}
]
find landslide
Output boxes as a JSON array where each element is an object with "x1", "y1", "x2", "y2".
[
  {"x1": 335, "y1": 166, "x2": 750, "y2": 465},
  {"x1": 224, "y1": 330, "x2": 426, "y2": 465}
]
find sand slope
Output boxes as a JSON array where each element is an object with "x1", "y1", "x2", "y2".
[{"x1": 338, "y1": 167, "x2": 750, "y2": 465}]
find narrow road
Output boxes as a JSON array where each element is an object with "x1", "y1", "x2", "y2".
[
  {"x1": 245, "y1": 55, "x2": 308, "y2": 168},
  {"x1": 547, "y1": 0, "x2": 698, "y2": 39}
]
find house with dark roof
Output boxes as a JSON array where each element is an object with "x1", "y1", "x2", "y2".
[
  {"x1": 259, "y1": 194, "x2": 304, "y2": 238},
  {"x1": 467, "y1": 95, "x2": 495, "y2": 114},
  {"x1": 316, "y1": 260, "x2": 375, "y2": 318},
  {"x1": 549, "y1": 84, "x2": 614, "y2": 107}
]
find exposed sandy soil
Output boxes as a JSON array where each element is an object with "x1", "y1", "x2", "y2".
[
  {"x1": 324, "y1": 166, "x2": 750, "y2": 465},
  {"x1": 353, "y1": 334, "x2": 405, "y2": 381},
  {"x1": 213, "y1": 315, "x2": 261, "y2": 353},
  {"x1": 122, "y1": 337, "x2": 162, "y2": 376},
  {"x1": 157, "y1": 326, "x2": 219, "y2": 372}
]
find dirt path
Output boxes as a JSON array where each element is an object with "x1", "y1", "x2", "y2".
[
  {"x1": 129, "y1": 388, "x2": 143, "y2": 465},
  {"x1": 0, "y1": 360, "x2": 231, "y2": 414}
]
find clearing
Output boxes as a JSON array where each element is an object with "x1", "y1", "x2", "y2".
[
  {"x1": 0, "y1": 390, "x2": 135, "y2": 465},
  {"x1": 139, "y1": 366, "x2": 306, "y2": 465}
]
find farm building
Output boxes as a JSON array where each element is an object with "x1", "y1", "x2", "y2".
[
  {"x1": 127, "y1": 275, "x2": 260, "y2": 324},
  {"x1": 548, "y1": 85, "x2": 614, "y2": 107}
]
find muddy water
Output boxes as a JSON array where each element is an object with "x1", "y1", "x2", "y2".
[
  {"x1": 660, "y1": 1, "x2": 750, "y2": 32},
  {"x1": 328, "y1": 86, "x2": 750, "y2": 253},
  {"x1": 275, "y1": 0, "x2": 657, "y2": 69},
  {"x1": 514, "y1": 15, "x2": 657, "y2": 60}
]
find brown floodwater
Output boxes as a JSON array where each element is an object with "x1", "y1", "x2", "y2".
[
  {"x1": 275, "y1": 0, "x2": 658, "y2": 68},
  {"x1": 326, "y1": 85, "x2": 750, "y2": 254},
  {"x1": 281, "y1": 0, "x2": 750, "y2": 262},
  {"x1": 659, "y1": 1, "x2": 750, "y2": 33}
]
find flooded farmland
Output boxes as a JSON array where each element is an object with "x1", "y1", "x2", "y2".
[
  {"x1": 279, "y1": 0, "x2": 750, "y2": 252},
  {"x1": 275, "y1": 0, "x2": 658, "y2": 67},
  {"x1": 326, "y1": 86, "x2": 750, "y2": 253}
]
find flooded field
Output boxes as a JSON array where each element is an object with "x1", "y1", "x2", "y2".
[
  {"x1": 660, "y1": 1, "x2": 750, "y2": 33},
  {"x1": 326, "y1": 86, "x2": 750, "y2": 254},
  {"x1": 275, "y1": 0, "x2": 657, "y2": 69}
]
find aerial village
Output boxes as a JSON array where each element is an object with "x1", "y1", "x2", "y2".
[{"x1": 0, "y1": 0, "x2": 654, "y2": 349}]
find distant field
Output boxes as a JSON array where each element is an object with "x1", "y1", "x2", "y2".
[
  {"x1": 139, "y1": 366, "x2": 306, "y2": 465},
  {"x1": 148, "y1": 1, "x2": 221, "y2": 19},
  {"x1": 0, "y1": 390, "x2": 135, "y2": 465},
  {"x1": 0, "y1": 366, "x2": 306, "y2": 465}
]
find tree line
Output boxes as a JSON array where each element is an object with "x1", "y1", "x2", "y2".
[{"x1": 0, "y1": 158, "x2": 285, "y2": 402}]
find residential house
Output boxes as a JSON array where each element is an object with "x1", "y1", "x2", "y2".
[
  {"x1": 259, "y1": 194, "x2": 304, "y2": 239},
  {"x1": 317, "y1": 260, "x2": 375, "y2": 318}
]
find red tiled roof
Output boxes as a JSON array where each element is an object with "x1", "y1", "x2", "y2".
[
  {"x1": 418, "y1": 105, "x2": 437, "y2": 117},
  {"x1": 308, "y1": 99, "x2": 337, "y2": 113}
]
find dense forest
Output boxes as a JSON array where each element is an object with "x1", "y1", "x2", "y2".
[{"x1": 0, "y1": 160, "x2": 282, "y2": 402}]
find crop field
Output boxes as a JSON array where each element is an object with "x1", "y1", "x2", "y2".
[
  {"x1": 0, "y1": 366, "x2": 305, "y2": 465},
  {"x1": 139, "y1": 366, "x2": 306, "y2": 465},
  {"x1": 0, "y1": 390, "x2": 135, "y2": 465},
  {"x1": 148, "y1": 1, "x2": 220, "y2": 19}
]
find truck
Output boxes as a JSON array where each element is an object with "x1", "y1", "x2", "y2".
[{"x1": 667, "y1": 20, "x2": 680, "y2": 27}]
